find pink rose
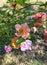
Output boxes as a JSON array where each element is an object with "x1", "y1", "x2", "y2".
[
  {"x1": 15, "y1": 23, "x2": 30, "y2": 39},
  {"x1": 20, "y1": 40, "x2": 32, "y2": 51},
  {"x1": 32, "y1": 12, "x2": 46, "y2": 21},
  {"x1": 4, "y1": 45, "x2": 12, "y2": 52}
]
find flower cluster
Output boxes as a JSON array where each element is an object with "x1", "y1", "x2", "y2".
[
  {"x1": 11, "y1": 23, "x2": 32, "y2": 51},
  {"x1": 4, "y1": 12, "x2": 47, "y2": 53},
  {"x1": 32, "y1": 12, "x2": 46, "y2": 21}
]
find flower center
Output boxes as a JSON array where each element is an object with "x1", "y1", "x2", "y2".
[{"x1": 18, "y1": 27, "x2": 24, "y2": 35}]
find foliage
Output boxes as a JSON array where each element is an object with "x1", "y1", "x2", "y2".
[
  {"x1": 7, "y1": 0, "x2": 26, "y2": 5},
  {"x1": 0, "y1": 1, "x2": 47, "y2": 51}
]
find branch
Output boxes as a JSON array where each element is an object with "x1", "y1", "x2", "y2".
[{"x1": 19, "y1": 3, "x2": 47, "y2": 10}]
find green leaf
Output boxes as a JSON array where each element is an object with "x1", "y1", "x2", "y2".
[
  {"x1": 38, "y1": 7, "x2": 45, "y2": 12},
  {"x1": 45, "y1": 1, "x2": 47, "y2": 5},
  {"x1": 16, "y1": 38, "x2": 25, "y2": 45},
  {"x1": 37, "y1": 1, "x2": 44, "y2": 5},
  {"x1": 29, "y1": 33, "x2": 38, "y2": 41},
  {"x1": 16, "y1": 0, "x2": 26, "y2": 5}
]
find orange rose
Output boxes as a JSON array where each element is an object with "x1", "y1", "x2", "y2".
[{"x1": 11, "y1": 37, "x2": 20, "y2": 49}]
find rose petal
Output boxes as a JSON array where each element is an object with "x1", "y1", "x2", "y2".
[{"x1": 15, "y1": 24, "x2": 21, "y2": 31}]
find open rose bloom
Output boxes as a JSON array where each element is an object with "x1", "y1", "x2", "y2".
[
  {"x1": 15, "y1": 23, "x2": 30, "y2": 39},
  {"x1": 11, "y1": 37, "x2": 20, "y2": 49}
]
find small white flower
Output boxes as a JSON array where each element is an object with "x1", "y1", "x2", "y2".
[
  {"x1": 33, "y1": 27, "x2": 37, "y2": 33},
  {"x1": 31, "y1": 27, "x2": 37, "y2": 33}
]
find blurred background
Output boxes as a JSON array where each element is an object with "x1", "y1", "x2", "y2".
[{"x1": 0, "y1": 0, "x2": 47, "y2": 7}]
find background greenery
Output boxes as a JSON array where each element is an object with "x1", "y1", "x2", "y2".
[{"x1": 0, "y1": 0, "x2": 47, "y2": 65}]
